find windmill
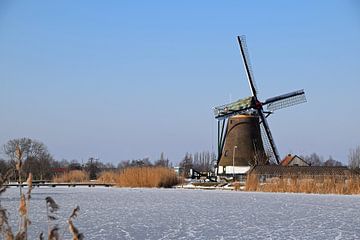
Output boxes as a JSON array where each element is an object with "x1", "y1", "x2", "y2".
[{"x1": 214, "y1": 36, "x2": 306, "y2": 174}]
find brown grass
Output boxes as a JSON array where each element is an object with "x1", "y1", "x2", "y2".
[
  {"x1": 245, "y1": 174, "x2": 360, "y2": 194},
  {"x1": 97, "y1": 167, "x2": 180, "y2": 188},
  {"x1": 52, "y1": 170, "x2": 89, "y2": 183}
]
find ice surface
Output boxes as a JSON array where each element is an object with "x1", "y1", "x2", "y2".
[{"x1": 1, "y1": 187, "x2": 360, "y2": 239}]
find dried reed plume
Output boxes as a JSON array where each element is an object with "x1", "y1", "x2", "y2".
[
  {"x1": 48, "y1": 226, "x2": 59, "y2": 240},
  {"x1": 0, "y1": 144, "x2": 33, "y2": 240},
  {"x1": 45, "y1": 197, "x2": 59, "y2": 213},
  {"x1": 26, "y1": 174, "x2": 32, "y2": 200},
  {"x1": 45, "y1": 197, "x2": 60, "y2": 240},
  {"x1": 15, "y1": 145, "x2": 23, "y2": 172},
  {"x1": 19, "y1": 194, "x2": 27, "y2": 217},
  {"x1": 1, "y1": 143, "x2": 84, "y2": 239},
  {"x1": 68, "y1": 220, "x2": 83, "y2": 240},
  {"x1": 43, "y1": 198, "x2": 84, "y2": 240},
  {"x1": 69, "y1": 206, "x2": 80, "y2": 220},
  {"x1": 0, "y1": 208, "x2": 14, "y2": 240},
  {"x1": 14, "y1": 144, "x2": 32, "y2": 239},
  {"x1": 97, "y1": 167, "x2": 180, "y2": 188},
  {"x1": 0, "y1": 169, "x2": 14, "y2": 240},
  {"x1": 65, "y1": 206, "x2": 83, "y2": 240},
  {"x1": 16, "y1": 173, "x2": 33, "y2": 239}
]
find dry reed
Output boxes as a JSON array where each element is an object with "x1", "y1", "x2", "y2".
[
  {"x1": 0, "y1": 170, "x2": 14, "y2": 240},
  {"x1": 52, "y1": 171, "x2": 89, "y2": 183},
  {"x1": 67, "y1": 205, "x2": 83, "y2": 240},
  {"x1": 96, "y1": 171, "x2": 118, "y2": 184},
  {"x1": 1, "y1": 142, "x2": 84, "y2": 240},
  {"x1": 0, "y1": 144, "x2": 32, "y2": 240},
  {"x1": 245, "y1": 174, "x2": 360, "y2": 194},
  {"x1": 97, "y1": 167, "x2": 180, "y2": 188}
]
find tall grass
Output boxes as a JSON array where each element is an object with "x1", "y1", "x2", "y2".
[
  {"x1": 52, "y1": 170, "x2": 89, "y2": 183},
  {"x1": 245, "y1": 174, "x2": 360, "y2": 194},
  {"x1": 97, "y1": 167, "x2": 180, "y2": 188}
]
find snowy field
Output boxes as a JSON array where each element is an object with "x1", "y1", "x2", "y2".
[{"x1": 1, "y1": 187, "x2": 360, "y2": 240}]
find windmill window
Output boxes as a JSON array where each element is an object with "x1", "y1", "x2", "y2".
[
  {"x1": 224, "y1": 150, "x2": 228, "y2": 157},
  {"x1": 260, "y1": 175, "x2": 266, "y2": 182}
]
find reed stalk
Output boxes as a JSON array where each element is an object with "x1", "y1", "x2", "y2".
[
  {"x1": 246, "y1": 174, "x2": 360, "y2": 194},
  {"x1": 97, "y1": 167, "x2": 181, "y2": 188}
]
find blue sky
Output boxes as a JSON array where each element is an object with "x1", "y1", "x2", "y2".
[{"x1": 0, "y1": 1, "x2": 359, "y2": 164}]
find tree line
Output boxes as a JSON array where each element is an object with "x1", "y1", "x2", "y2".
[
  {"x1": 300, "y1": 153, "x2": 343, "y2": 167},
  {"x1": 1, "y1": 137, "x2": 360, "y2": 180},
  {"x1": 0, "y1": 137, "x2": 216, "y2": 180}
]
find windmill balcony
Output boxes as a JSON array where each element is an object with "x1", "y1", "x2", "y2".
[{"x1": 218, "y1": 166, "x2": 251, "y2": 175}]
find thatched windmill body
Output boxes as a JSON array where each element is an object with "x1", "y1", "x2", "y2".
[{"x1": 214, "y1": 36, "x2": 306, "y2": 176}]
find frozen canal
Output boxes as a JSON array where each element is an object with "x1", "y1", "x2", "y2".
[{"x1": 1, "y1": 187, "x2": 360, "y2": 239}]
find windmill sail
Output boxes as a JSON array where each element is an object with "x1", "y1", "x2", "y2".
[
  {"x1": 264, "y1": 90, "x2": 306, "y2": 112},
  {"x1": 259, "y1": 123, "x2": 277, "y2": 164},
  {"x1": 237, "y1": 36, "x2": 258, "y2": 98},
  {"x1": 257, "y1": 109, "x2": 281, "y2": 164}
]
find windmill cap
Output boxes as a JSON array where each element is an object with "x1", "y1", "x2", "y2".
[{"x1": 231, "y1": 114, "x2": 257, "y2": 119}]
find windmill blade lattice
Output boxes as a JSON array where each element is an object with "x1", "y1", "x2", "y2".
[
  {"x1": 237, "y1": 36, "x2": 259, "y2": 98},
  {"x1": 258, "y1": 109, "x2": 281, "y2": 164},
  {"x1": 265, "y1": 90, "x2": 306, "y2": 112},
  {"x1": 260, "y1": 123, "x2": 277, "y2": 164}
]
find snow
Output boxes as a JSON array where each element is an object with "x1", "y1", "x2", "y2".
[{"x1": 1, "y1": 187, "x2": 360, "y2": 239}]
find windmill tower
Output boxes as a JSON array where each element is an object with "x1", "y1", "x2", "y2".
[{"x1": 214, "y1": 36, "x2": 307, "y2": 176}]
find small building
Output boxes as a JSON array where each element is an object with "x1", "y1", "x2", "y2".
[{"x1": 280, "y1": 154, "x2": 309, "y2": 167}]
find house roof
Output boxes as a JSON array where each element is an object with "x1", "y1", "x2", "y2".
[
  {"x1": 280, "y1": 154, "x2": 309, "y2": 166},
  {"x1": 249, "y1": 165, "x2": 360, "y2": 176}
]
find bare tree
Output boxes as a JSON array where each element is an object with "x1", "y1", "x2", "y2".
[
  {"x1": 3, "y1": 138, "x2": 45, "y2": 162},
  {"x1": 193, "y1": 151, "x2": 212, "y2": 172},
  {"x1": 179, "y1": 153, "x2": 193, "y2": 177},
  {"x1": 0, "y1": 158, "x2": 11, "y2": 176},
  {"x1": 3, "y1": 138, "x2": 53, "y2": 180},
  {"x1": 349, "y1": 146, "x2": 360, "y2": 169},
  {"x1": 117, "y1": 157, "x2": 153, "y2": 169},
  {"x1": 302, "y1": 153, "x2": 324, "y2": 166},
  {"x1": 85, "y1": 157, "x2": 103, "y2": 180},
  {"x1": 117, "y1": 160, "x2": 131, "y2": 169},
  {"x1": 323, "y1": 156, "x2": 342, "y2": 166},
  {"x1": 154, "y1": 152, "x2": 169, "y2": 167}
]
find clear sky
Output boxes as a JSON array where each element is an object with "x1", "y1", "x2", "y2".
[{"x1": 0, "y1": 1, "x2": 359, "y2": 164}]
